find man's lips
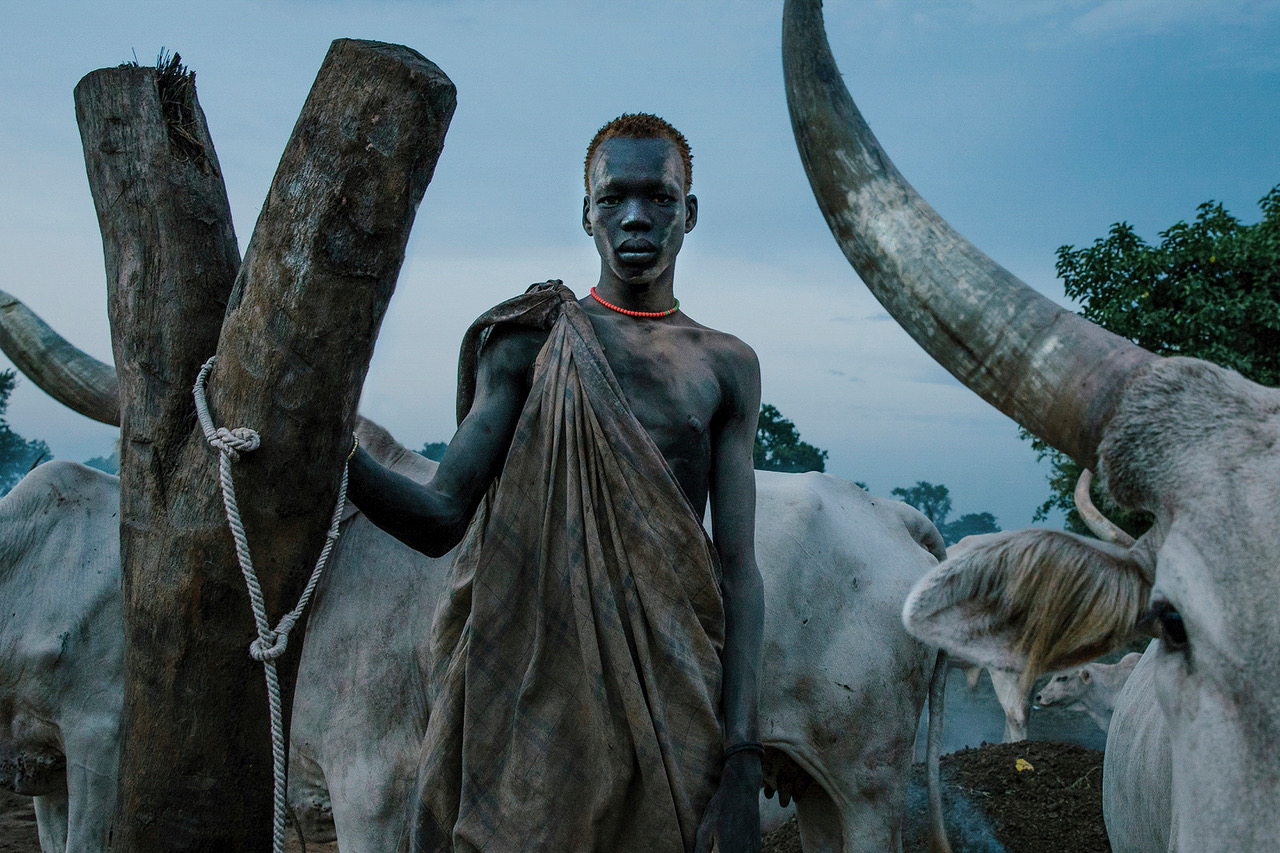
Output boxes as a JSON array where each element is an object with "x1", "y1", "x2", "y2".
[{"x1": 616, "y1": 241, "x2": 657, "y2": 261}]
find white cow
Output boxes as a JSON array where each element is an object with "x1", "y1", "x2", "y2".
[
  {"x1": 786, "y1": 1, "x2": 1280, "y2": 848},
  {"x1": 0, "y1": 462, "x2": 120, "y2": 853},
  {"x1": 0, "y1": 418, "x2": 950, "y2": 853},
  {"x1": 1036, "y1": 652, "x2": 1142, "y2": 735}
]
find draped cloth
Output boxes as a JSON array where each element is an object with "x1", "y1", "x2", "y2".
[{"x1": 413, "y1": 282, "x2": 726, "y2": 853}]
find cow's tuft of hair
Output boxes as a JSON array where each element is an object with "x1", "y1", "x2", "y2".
[
  {"x1": 1100, "y1": 357, "x2": 1280, "y2": 514},
  {"x1": 904, "y1": 529, "x2": 1148, "y2": 691}
]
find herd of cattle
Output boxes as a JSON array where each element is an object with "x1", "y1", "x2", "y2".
[
  {"x1": 0, "y1": 365, "x2": 1173, "y2": 853},
  {"x1": 5, "y1": 2, "x2": 1280, "y2": 852},
  {"x1": 3, "y1": 406, "x2": 958, "y2": 852},
  {"x1": 0, "y1": 389, "x2": 1151, "y2": 853}
]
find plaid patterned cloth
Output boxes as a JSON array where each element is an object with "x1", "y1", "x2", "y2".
[{"x1": 412, "y1": 282, "x2": 726, "y2": 853}]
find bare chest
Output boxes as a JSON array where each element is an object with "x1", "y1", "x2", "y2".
[{"x1": 586, "y1": 316, "x2": 726, "y2": 506}]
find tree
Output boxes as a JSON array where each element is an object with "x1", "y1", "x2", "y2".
[
  {"x1": 754, "y1": 403, "x2": 828, "y2": 473},
  {"x1": 420, "y1": 441, "x2": 448, "y2": 461},
  {"x1": 1030, "y1": 184, "x2": 1280, "y2": 537},
  {"x1": 891, "y1": 480, "x2": 951, "y2": 526},
  {"x1": 0, "y1": 369, "x2": 51, "y2": 495},
  {"x1": 941, "y1": 512, "x2": 1000, "y2": 544},
  {"x1": 891, "y1": 480, "x2": 1001, "y2": 546}
]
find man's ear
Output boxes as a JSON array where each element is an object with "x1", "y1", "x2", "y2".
[
  {"x1": 684, "y1": 194, "x2": 698, "y2": 233},
  {"x1": 582, "y1": 196, "x2": 593, "y2": 236},
  {"x1": 902, "y1": 529, "x2": 1149, "y2": 687}
]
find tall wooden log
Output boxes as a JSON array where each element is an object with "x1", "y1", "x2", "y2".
[
  {"x1": 76, "y1": 41, "x2": 455, "y2": 851},
  {"x1": 75, "y1": 58, "x2": 241, "y2": 852}
]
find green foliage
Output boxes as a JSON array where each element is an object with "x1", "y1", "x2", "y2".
[
  {"x1": 1057, "y1": 186, "x2": 1280, "y2": 384},
  {"x1": 419, "y1": 441, "x2": 448, "y2": 462},
  {"x1": 891, "y1": 481, "x2": 951, "y2": 526},
  {"x1": 754, "y1": 403, "x2": 828, "y2": 473},
  {"x1": 0, "y1": 370, "x2": 51, "y2": 495},
  {"x1": 891, "y1": 480, "x2": 1001, "y2": 546},
  {"x1": 942, "y1": 512, "x2": 1001, "y2": 544},
  {"x1": 1031, "y1": 184, "x2": 1280, "y2": 537}
]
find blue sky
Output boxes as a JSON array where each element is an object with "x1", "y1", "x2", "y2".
[{"x1": 1, "y1": 0, "x2": 1277, "y2": 528}]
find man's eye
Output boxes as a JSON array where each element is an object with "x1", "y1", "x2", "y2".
[{"x1": 598, "y1": 197, "x2": 619, "y2": 206}]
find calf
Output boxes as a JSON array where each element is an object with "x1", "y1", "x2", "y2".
[{"x1": 1036, "y1": 653, "x2": 1142, "y2": 734}]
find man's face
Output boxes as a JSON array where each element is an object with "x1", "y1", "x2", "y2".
[{"x1": 583, "y1": 137, "x2": 697, "y2": 287}]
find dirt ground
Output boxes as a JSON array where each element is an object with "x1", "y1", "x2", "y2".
[
  {"x1": 0, "y1": 790, "x2": 334, "y2": 853},
  {"x1": 3, "y1": 742, "x2": 1107, "y2": 853},
  {"x1": 762, "y1": 740, "x2": 1110, "y2": 853},
  {"x1": 0, "y1": 789, "x2": 38, "y2": 853}
]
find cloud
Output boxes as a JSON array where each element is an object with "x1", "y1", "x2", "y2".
[{"x1": 1070, "y1": 0, "x2": 1280, "y2": 37}]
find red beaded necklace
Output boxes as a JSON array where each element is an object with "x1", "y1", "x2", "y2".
[{"x1": 590, "y1": 287, "x2": 680, "y2": 318}]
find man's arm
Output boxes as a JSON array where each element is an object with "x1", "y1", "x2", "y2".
[
  {"x1": 710, "y1": 344, "x2": 764, "y2": 751},
  {"x1": 697, "y1": 341, "x2": 764, "y2": 852},
  {"x1": 348, "y1": 324, "x2": 544, "y2": 557}
]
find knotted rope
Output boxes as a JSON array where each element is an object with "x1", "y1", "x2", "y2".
[{"x1": 193, "y1": 355, "x2": 349, "y2": 853}]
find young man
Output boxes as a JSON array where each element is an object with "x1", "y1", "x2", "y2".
[{"x1": 349, "y1": 113, "x2": 763, "y2": 853}]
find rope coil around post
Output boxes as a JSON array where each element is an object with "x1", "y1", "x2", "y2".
[{"x1": 193, "y1": 355, "x2": 349, "y2": 853}]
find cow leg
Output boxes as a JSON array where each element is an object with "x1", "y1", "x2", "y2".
[
  {"x1": 326, "y1": 756, "x2": 414, "y2": 853},
  {"x1": 989, "y1": 669, "x2": 1029, "y2": 743},
  {"x1": 289, "y1": 745, "x2": 337, "y2": 844},
  {"x1": 794, "y1": 784, "x2": 846, "y2": 853},
  {"x1": 61, "y1": 724, "x2": 118, "y2": 853},
  {"x1": 33, "y1": 777, "x2": 69, "y2": 853},
  {"x1": 795, "y1": 777, "x2": 907, "y2": 853}
]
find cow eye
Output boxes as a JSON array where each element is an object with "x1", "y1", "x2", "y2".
[{"x1": 1151, "y1": 600, "x2": 1189, "y2": 651}]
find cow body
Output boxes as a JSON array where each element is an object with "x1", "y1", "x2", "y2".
[
  {"x1": 1, "y1": 428, "x2": 944, "y2": 853},
  {"x1": 1101, "y1": 643, "x2": 1172, "y2": 853},
  {"x1": 754, "y1": 470, "x2": 943, "y2": 853},
  {"x1": 0, "y1": 462, "x2": 121, "y2": 853}
]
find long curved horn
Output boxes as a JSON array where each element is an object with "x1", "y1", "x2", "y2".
[
  {"x1": 782, "y1": 0, "x2": 1156, "y2": 469},
  {"x1": 0, "y1": 289, "x2": 120, "y2": 425},
  {"x1": 1074, "y1": 468, "x2": 1135, "y2": 548}
]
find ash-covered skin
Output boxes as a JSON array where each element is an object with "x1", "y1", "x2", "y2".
[{"x1": 349, "y1": 133, "x2": 764, "y2": 851}]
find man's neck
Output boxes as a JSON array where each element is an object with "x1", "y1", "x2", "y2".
[{"x1": 593, "y1": 268, "x2": 677, "y2": 314}]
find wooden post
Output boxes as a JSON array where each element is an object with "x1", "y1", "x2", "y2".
[{"x1": 75, "y1": 41, "x2": 455, "y2": 851}]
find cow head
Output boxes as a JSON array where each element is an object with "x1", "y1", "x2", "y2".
[
  {"x1": 1035, "y1": 669, "x2": 1090, "y2": 710},
  {"x1": 782, "y1": 1, "x2": 1280, "y2": 848}
]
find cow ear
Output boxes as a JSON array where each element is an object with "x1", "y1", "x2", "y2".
[{"x1": 903, "y1": 530, "x2": 1149, "y2": 687}]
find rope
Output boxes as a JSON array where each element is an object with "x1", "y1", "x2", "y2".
[{"x1": 193, "y1": 355, "x2": 348, "y2": 853}]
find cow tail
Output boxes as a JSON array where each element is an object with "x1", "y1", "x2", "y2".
[{"x1": 927, "y1": 648, "x2": 953, "y2": 853}]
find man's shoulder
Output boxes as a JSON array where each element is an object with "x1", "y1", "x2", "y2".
[
  {"x1": 674, "y1": 315, "x2": 760, "y2": 378},
  {"x1": 469, "y1": 281, "x2": 570, "y2": 371},
  {"x1": 477, "y1": 321, "x2": 548, "y2": 374}
]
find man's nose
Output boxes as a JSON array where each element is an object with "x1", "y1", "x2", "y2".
[{"x1": 620, "y1": 199, "x2": 651, "y2": 230}]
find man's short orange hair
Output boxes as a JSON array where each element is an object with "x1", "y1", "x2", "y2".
[{"x1": 584, "y1": 113, "x2": 692, "y2": 193}]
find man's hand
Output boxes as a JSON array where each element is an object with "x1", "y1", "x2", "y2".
[{"x1": 695, "y1": 753, "x2": 762, "y2": 853}]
